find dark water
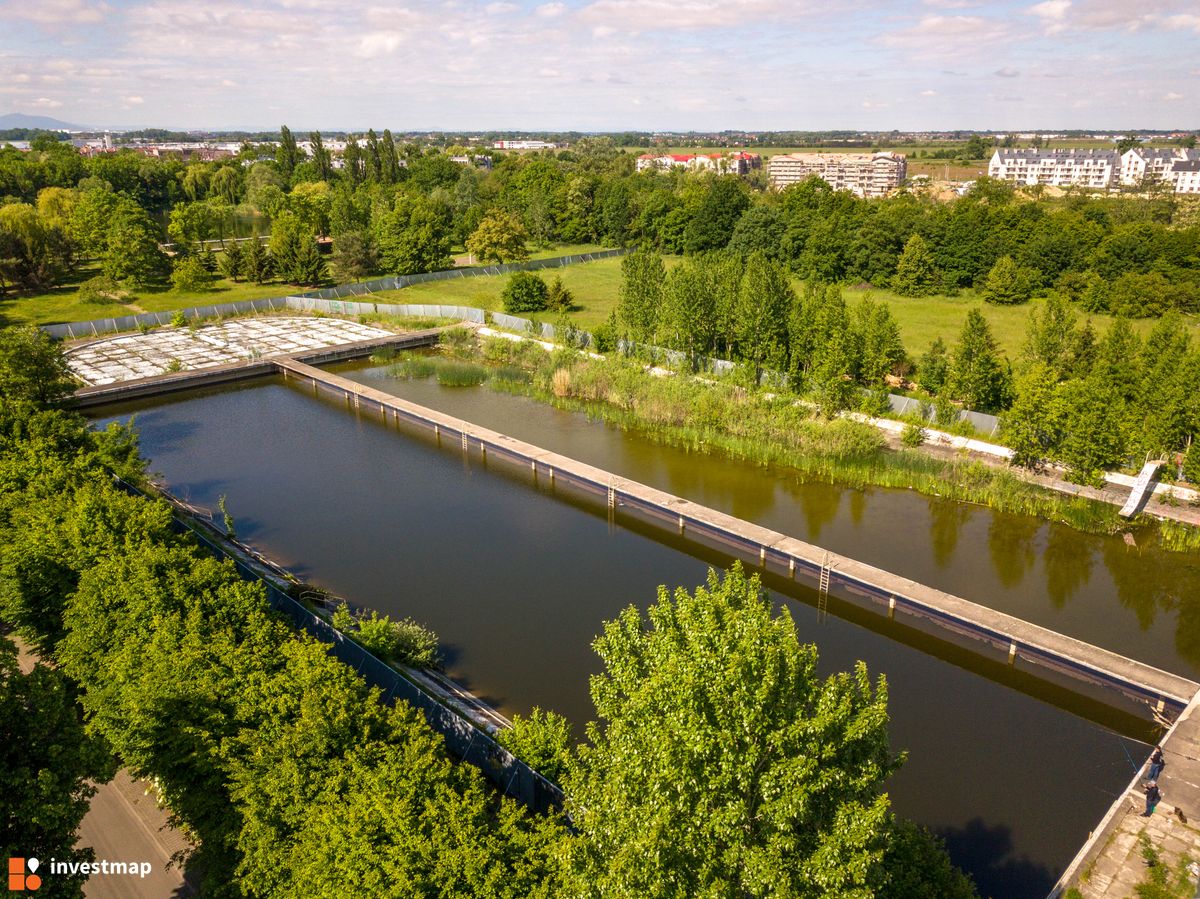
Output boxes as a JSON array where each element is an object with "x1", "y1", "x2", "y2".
[
  {"x1": 94, "y1": 377, "x2": 1149, "y2": 898},
  {"x1": 337, "y1": 362, "x2": 1200, "y2": 682},
  {"x1": 154, "y1": 210, "x2": 270, "y2": 242}
]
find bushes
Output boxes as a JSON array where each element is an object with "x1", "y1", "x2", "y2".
[
  {"x1": 497, "y1": 708, "x2": 573, "y2": 786},
  {"x1": 332, "y1": 603, "x2": 442, "y2": 668},
  {"x1": 170, "y1": 255, "x2": 216, "y2": 292},
  {"x1": 502, "y1": 271, "x2": 549, "y2": 313},
  {"x1": 76, "y1": 274, "x2": 129, "y2": 305}
]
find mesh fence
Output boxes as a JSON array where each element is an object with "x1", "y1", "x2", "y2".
[{"x1": 112, "y1": 476, "x2": 563, "y2": 813}]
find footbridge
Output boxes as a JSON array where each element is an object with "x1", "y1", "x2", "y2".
[{"x1": 274, "y1": 357, "x2": 1199, "y2": 718}]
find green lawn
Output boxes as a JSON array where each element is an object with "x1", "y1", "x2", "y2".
[
  {"x1": 373, "y1": 255, "x2": 642, "y2": 330},
  {"x1": 377, "y1": 256, "x2": 1200, "y2": 358},
  {"x1": 0, "y1": 269, "x2": 294, "y2": 328}
]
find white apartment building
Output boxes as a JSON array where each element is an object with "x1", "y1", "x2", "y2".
[
  {"x1": 987, "y1": 149, "x2": 1118, "y2": 189},
  {"x1": 767, "y1": 152, "x2": 907, "y2": 198},
  {"x1": 989, "y1": 147, "x2": 1200, "y2": 192},
  {"x1": 1166, "y1": 160, "x2": 1200, "y2": 194}
]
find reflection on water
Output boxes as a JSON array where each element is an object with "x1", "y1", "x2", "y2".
[
  {"x1": 337, "y1": 362, "x2": 1200, "y2": 678},
  {"x1": 92, "y1": 377, "x2": 1167, "y2": 897}
]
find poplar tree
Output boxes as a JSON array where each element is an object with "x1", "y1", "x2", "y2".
[
  {"x1": 342, "y1": 137, "x2": 363, "y2": 187},
  {"x1": 616, "y1": 247, "x2": 665, "y2": 345},
  {"x1": 658, "y1": 259, "x2": 715, "y2": 367},
  {"x1": 1001, "y1": 363, "x2": 1065, "y2": 467},
  {"x1": 733, "y1": 251, "x2": 793, "y2": 378},
  {"x1": 276, "y1": 125, "x2": 300, "y2": 182},
  {"x1": 365, "y1": 129, "x2": 382, "y2": 184},
  {"x1": 381, "y1": 129, "x2": 401, "y2": 184},
  {"x1": 309, "y1": 131, "x2": 332, "y2": 182}
]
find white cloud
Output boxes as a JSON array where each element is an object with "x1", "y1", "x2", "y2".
[
  {"x1": 1, "y1": 0, "x2": 110, "y2": 25},
  {"x1": 1163, "y1": 91, "x2": 1183, "y2": 100},
  {"x1": 1028, "y1": 0, "x2": 1071, "y2": 33},
  {"x1": 1162, "y1": 14, "x2": 1200, "y2": 32},
  {"x1": 920, "y1": 88, "x2": 937, "y2": 95},
  {"x1": 577, "y1": 0, "x2": 799, "y2": 32},
  {"x1": 124, "y1": 95, "x2": 144, "y2": 104},
  {"x1": 31, "y1": 97, "x2": 64, "y2": 108},
  {"x1": 485, "y1": 1, "x2": 517, "y2": 13},
  {"x1": 356, "y1": 31, "x2": 405, "y2": 57},
  {"x1": 995, "y1": 66, "x2": 1020, "y2": 77},
  {"x1": 536, "y1": 2, "x2": 566, "y2": 16},
  {"x1": 877, "y1": 15, "x2": 1012, "y2": 60}
]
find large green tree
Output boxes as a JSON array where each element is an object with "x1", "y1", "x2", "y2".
[
  {"x1": 565, "y1": 564, "x2": 963, "y2": 899},
  {"x1": 733, "y1": 251, "x2": 793, "y2": 378},
  {"x1": 0, "y1": 639, "x2": 115, "y2": 899},
  {"x1": 466, "y1": 210, "x2": 530, "y2": 264},
  {"x1": 616, "y1": 247, "x2": 665, "y2": 345},
  {"x1": 891, "y1": 234, "x2": 941, "y2": 297}
]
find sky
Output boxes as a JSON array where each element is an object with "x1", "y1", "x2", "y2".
[{"x1": 0, "y1": 0, "x2": 1197, "y2": 132}]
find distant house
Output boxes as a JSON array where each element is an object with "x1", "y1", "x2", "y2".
[
  {"x1": 1120, "y1": 147, "x2": 1200, "y2": 192},
  {"x1": 767, "y1": 152, "x2": 906, "y2": 197},
  {"x1": 493, "y1": 140, "x2": 558, "y2": 150},
  {"x1": 1166, "y1": 159, "x2": 1200, "y2": 194}
]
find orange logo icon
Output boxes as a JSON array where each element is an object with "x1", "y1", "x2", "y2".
[{"x1": 7, "y1": 858, "x2": 41, "y2": 892}]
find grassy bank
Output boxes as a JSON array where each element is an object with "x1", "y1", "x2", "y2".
[{"x1": 422, "y1": 334, "x2": 1200, "y2": 553}]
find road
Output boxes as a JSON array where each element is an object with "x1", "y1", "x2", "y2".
[{"x1": 10, "y1": 633, "x2": 197, "y2": 898}]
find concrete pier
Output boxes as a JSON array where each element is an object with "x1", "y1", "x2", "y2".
[{"x1": 273, "y1": 357, "x2": 1199, "y2": 717}]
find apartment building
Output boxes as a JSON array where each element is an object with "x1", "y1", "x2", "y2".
[
  {"x1": 767, "y1": 152, "x2": 907, "y2": 197},
  {"x1": 987, "y1": 148, "x2": 1118, "y2": 189},
  {"x1": 635, "y1": 151, "x2": 761, "y2": 175},
  {"x1": 989, "y1": 147, "x2": 1200, "y2": 192}
]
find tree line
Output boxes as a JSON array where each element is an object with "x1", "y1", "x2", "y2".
[
  {"x1": 0, "y1": 327, "x2": 974, "y2": 897},
  {"x1": 612, "y1": 248, "x2": 1200, "y2": 485},
  {"x1": 5, "y1": 127, "x2": 1197, "y2": 318}
]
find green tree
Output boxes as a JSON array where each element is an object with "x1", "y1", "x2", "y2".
[
  {"x1": 728, "y1": 204, "x2": 785, "y2": 261},
  {"x1": 565, "y1": 564, "x2": 905, "y2": 898},
  {"x1": 852, "y1": 298, "x2": 906, "y2": 387},
  {"x1": 0, "y1": 203, "x2": 71, "y2": 293},
  {"x1": 276, "y1": 125, "x2": 301, "y2": 182},
  {"x1": 1183, "y1": 441, "x2": 1200, "y2": 484},
  {"x1": 0, "y1": 639, "x2": 115, "y2": 898},
  {"x1": 289, "y1": 238, "x2": 328, "y2": 287},
  {"x1": 918, "y1": 338, "x2": 949, "y2": 395},
  {"x1": 496, "y1": 707, "x2": 573, "y2": 785},
  {"x1": 241, "y1": 238, "x2": 272, "y2": 284},
  {"x1": 947, "y1": 309, "x2": 1011, "y2": 412},
  {"x1": 171, "y1": 255, "x2": 216, "y2": 292},
  {"x1": 980, "y1": 255, "x2": 1037, "y2": 305},
  {"x1": 328, "y1": 231, "x2": 378, "y2": 283},
  {"x1": 1001, "y1": 363, "x2": 1065, "y2": 467},
  {"x1": 0, "y1": 325, "x2": 77, "y2": 406},
  {"x1": 657, "y1": 259, "x2": 716, "y2": 367},
  {"x1": 218, "y1": 241, "x2": 244, "y2": 281},
  {"x1": 166, "y1": 200, "x2": 220, "y2": 250},
  {"x1": 684, "y1": 177, "x2": 750, "y2": 253},
  {"x1": 375, "y1": 198, "x2": 453, "y2": 276},
  {"x1": 102, "y1": 199, "x2": 167, "y2": 286},
  {"x1": 616, "y1": 247, "x2": 665, "y2": 344},
  {"x1": 501, "y1": 271, "x2": 549, "y2": 313},
  {"x1": 309, "y1": 131, "x2": 332, "y2": 182},
  {"x1": 466, "y1": 209, "x2": 530, "y2": 264},
  {"x1": 545, "y1": 276, "x2": 574, "y2": 312},
  {"x1": 1058, "y1": 374, "x2": 1127, "y2": 485},
  {"x1": 891, "y1": 234, "x2": 941, "y2": 297},
  {"x1": 733, "y1": 251, "x2": 794, "y2": 377},
  {"x1": 1022, "y1": 293, "x2": 1081, "y2": 380}
]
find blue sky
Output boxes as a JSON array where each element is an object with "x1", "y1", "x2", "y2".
[{"x1": 1, "y1": 0, "x2": 1197, "y2": 131}]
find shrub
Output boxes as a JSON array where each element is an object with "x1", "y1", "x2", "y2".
[
  {"x1": 901, "y1": 422, "x2": 926, "y2": 447},
  {"x1": 496, "y1": 708, "x2": 573, "y2": 785},
  {"x1": 546, "y1": 276, "x2": 574, "y2": 312},
  {"x1": 434, "y1": 361, "x2": 487, "y2": 387},
  {"x1": 591, "y1": 318, "x2": 617, "y2": 353},
  {"x1": 171, "y1": 256, "x2": 216, "y2": 292},
  {"x1": 170, "y1": 309, "x2": 188, "y2": 328},
  {"x1": 77, "y1": 275, "x2": 130, "y2": 306},
  {"x1": 501, "y1": 271, "x2": 549, "y2": 313},
  {"x1": 342, "y1": 608, "x2": 442, "y2": 669},
  {"x1": 1183, "y1": 442, "x2": 1200, "y2": 485}
]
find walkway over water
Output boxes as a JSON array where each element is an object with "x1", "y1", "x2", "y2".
[{"x1": 274, "y1": 356, "x2": 1199, "y2": 717}]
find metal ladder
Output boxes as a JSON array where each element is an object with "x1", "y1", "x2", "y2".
[{"x1": 818, "y1": 553, "x2": 832, "y2": 621}]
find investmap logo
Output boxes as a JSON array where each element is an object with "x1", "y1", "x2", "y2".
[
  {"x1": 7, "y1": 856, "x2": 153, "y2": 891},
  {"x1": 7, "y1": 858, "x2": 41, "y2": 892}
]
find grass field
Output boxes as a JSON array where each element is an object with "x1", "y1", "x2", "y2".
[
  {"x1": 0, "y1": 244, "x2": 613, "y2": 328},
  {"x1": 377, "y1": 255, "x2": 1200, "y2": 357}
]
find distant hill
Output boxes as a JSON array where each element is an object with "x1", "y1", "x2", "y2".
[{"x1": 0, "y1": 112, "x2": 89, "y2": 131}]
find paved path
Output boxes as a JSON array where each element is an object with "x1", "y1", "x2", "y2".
[{"x1": 8, "y1": 634, "x2": 196, "y2": 898}]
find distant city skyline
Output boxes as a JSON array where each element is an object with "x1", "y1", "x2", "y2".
[{"x1": 1, "y1": 0, "x2": 1197, "y2": 132}]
